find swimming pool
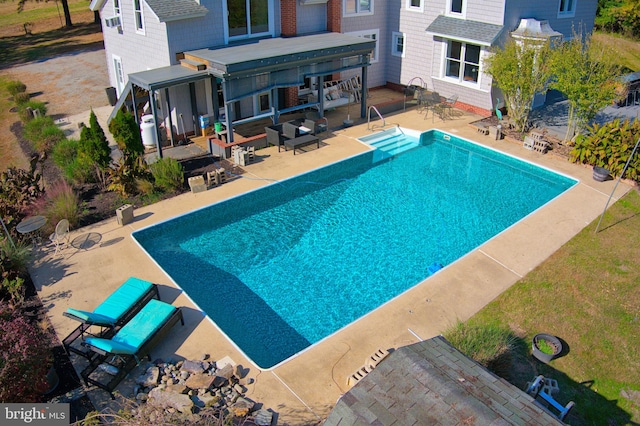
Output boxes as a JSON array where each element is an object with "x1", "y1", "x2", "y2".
[{"x1": 133, "y1": 129, "x2": 577, "y2": 369}]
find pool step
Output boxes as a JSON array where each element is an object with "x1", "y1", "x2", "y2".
[{"x1": 369, "y1": 135, "x2": 419, "y2": 163}]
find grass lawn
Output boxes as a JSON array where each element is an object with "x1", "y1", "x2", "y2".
[
  {"x1": 593, "y1": 31, "x2": 640, "y2": 72},
  {"x1": 461, "y1": 189, "x2": 640, "y2": 425}
]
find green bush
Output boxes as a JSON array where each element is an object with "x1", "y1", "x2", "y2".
[
  {"x1": 150, "y1": 157, "x2": 184, "y2": 192},
  {"x1": 22, "y1": 116, "x2": 65, "y2": 153},
  {"x1": 52, "y1": 139, "x2": 92, "y2": 185},
  {"x1": 13, "y1": 92, "x2": 30, "y2": 105},
  {"x1": 443, "y1": 321, "x2": 518, "y2": 379},
  {"x1": 17, "y1": 100, "x2": 47, "y2": 122},
  {"x1": 6, "y1": 80, "x2": 26, "y2": 96},
  {"x1": 571, "y1": 118, "x2": 640, "y2": 182}
]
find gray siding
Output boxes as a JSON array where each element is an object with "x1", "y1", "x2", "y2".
[{"x1": 297, "y1": 3, "x2": 327, "y2": 34}]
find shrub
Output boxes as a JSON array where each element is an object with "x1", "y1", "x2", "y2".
[
  {"x1": 77, "y1": 111, "x2": 112, "y2": 188},
  {"x1": 150, "y1": 157, "x2": 184, "y2": 192},
  {"x1": 17, "y1": 100, "x2": 47, "y2": 122},
  {"x1": 42, "y1": 181, "x2": 80, "y2": 230},
  {"x1": 0, "y1": 239, "x2": 31, "y2": 302},
  {"x1": 23, "y1": 116, "x2": 65, "y2": 153},
  {"x1": 135, "y1": 177, "x2": 155, "y2": 196},
  {"x1": 443, "y1": 321, "x2": 517, "y2": 379},
  {"x1": 52, "y1": 139, "x2": 93, "y2": 185},
  {"x1": 6, "y1": 80, "x2": 26, "y2": 96},
  {"x1": 13, "y1": 92, "x2": 30, "y2": 105},
  {"x1": 109, "y1": 109, "x2": 144, "y2": 159},
  {"x1": 0, "y1": 164, "x2": 44, "y2": 241},
  {"x1": 0, "y1": 311, "x2": 53, "y2": 402},
  {"x1": 571, "y1": 118, "x2": 640, "y2": 182}
]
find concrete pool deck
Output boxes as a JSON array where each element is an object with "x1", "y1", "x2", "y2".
[{"x1": 30, "y1": 107, "x2": 632, "y2": 424}]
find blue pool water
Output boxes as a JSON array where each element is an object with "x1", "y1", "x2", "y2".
[{"x1": 133, "y1": 129, "x2": 577, "y2": 369}]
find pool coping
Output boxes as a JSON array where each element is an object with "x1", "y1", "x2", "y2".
[{"x1": 30, "y1": 110, "x2": 632, "y2": 423}]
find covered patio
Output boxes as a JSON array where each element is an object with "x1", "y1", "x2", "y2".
[{"x1": 112, "y1": 32, "x2": 376, "y2": 158}]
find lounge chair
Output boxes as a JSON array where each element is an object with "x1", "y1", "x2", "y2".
[
  {"x1": 62, "y1": 277, "x2": 159, "y2": 358},
  {"x1": 265, "y1": 126, "x2": 285, "y2": 151},
  {"x1": 80, "y1": 299, "x2": 184, "y2": 398}
]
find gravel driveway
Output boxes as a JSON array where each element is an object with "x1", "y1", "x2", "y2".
[{"x1": 2, "y1": 46, "x2": 110, "y2": 119}]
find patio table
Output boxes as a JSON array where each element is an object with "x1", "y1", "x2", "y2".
[{"x1": 16, "y1": 215, "x2": 47, "y2": 246}]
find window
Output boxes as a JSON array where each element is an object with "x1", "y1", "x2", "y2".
[
  {"x1": 445, "y1": 40, "x2": 481, "y2": 84},
  {"x1": 226, "y1": 0, "x2": 273, "y2": 40},
  {"x1": 447, "y1": 0, "x2": 465, "y2": 16},
  {"x1": 344, "y1": 0, "x2": 373, "y2": 16},
  {"x1": 392, "y1": 32, "x2": 405, "y2": 58},
  {"x1": 406, "y1": 0, "x2": 423, "y2": 12},
  {"x1": 133, "y1": 0, "x2": 144, "y2": 33},
  {"x1": 113, "y1": 0, "x2": 121, "y2": 16},
  {"x1": 558, "y1": 0, "x2": 576, "y2": 17},
  {"x1": 257, "y1": 92, "x2": 271, "y2": 113}
]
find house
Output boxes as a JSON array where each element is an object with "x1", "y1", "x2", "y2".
[
  {"x1": 324, "y1": 336, "x2": 572, "y2": 425},
  {"x1": 89, "y1": 0, "x2": 597, "y2": 152}
]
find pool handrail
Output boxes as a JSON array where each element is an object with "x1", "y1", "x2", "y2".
[{"x1": 367, "y1": 105, "x2": 385, "y2": 130}]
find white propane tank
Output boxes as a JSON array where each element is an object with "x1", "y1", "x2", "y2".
[{"x1": 140, "y1": 115, "x2": 158, "y2": 148}]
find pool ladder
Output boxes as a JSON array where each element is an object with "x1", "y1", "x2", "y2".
[{"x1": 368, "y1": 106, "x2": 402, "y2": 132}]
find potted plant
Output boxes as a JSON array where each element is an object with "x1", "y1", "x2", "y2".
[{"x1": 532, "y1": 333, "x2": 562, "y2": 363}]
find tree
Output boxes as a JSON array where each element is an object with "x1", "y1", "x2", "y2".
[
  {"x1": 78, "y1": 110, "x2": 112, "y2": 188},
  {"x1": 5, "y1": 0, "x2": 73, "y2": 28},
  {"x1": 549, "y1": 34, "x2": 619, "y2": 141},
  {"x1": 484, "y1": 38, "x2": 552, "y2": 133},
  {"x1": 108, "y1": 109, "x2": 149, "y2": 196}
]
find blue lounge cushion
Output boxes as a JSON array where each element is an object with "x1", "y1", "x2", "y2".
[
  {"x1": 65, "y1": 308, "x2": 116, "y2": 326},
  {"x1": 86, "y1": 299, "x2": 177, "y2": 354},
  {"x1": 92, "y1": 277, "x2": 154, "y2": 322}
]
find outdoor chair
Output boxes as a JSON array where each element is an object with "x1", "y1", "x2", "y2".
[
  {"x1": 80, "y1": 299, "x2": 184, "y2": 398},
  {"x1": 62, "y1": 277, "x2": 159, "y2": 359},
  {"x1": 265, "y1": 126, "x2": 285, "y2": 151},
  {"x1": 302, "y1": 119, "x2": 317, "y2": 135},
  {"x1": 49, "y1": 219, "x2": 70, "y2": 255},
  {"x1": 440, "y1": 94, "x2": 459, "y2": 119},
  {"x1": 282, "y1": 122, "x2": 300, "y2": 139}
]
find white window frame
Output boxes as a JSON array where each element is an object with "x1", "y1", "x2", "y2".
[
  {"x1": 223, "y1": 0, "x2": 275, "y2": 43},
  {"x1": 133, "y1": 0, "x2": 144, "y2": 34},
  {"x1": 441, "y1": 39, "x2": 482, "y2": 86},
  {"x1": 112, "y1": 55, "x2": 125, "y2": 95},
  {"x1": 558, "y1": 0, "x2": 576, "y2": 18},
  {"x1": 406, "y1": 0, "x2": 423, "y2": 12},
  {"x1": 391, "y1": 32, "x2": 405, "y2": 58},
  {"x1": 113, "y1": 0, "x2": 121, "y2": 16},
  {"x1": 347, "y1": 29, "x2": 379, "y2": 64},
  {"x1": 343, "y1": 0, "x2": 374, "y2": 17},
  {"x1": 446, "y1": 0, "x2": 465, "y2": 18}
]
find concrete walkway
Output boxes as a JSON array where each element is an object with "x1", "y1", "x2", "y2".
[{"x1": 30, "y1": 107, "x2": 632, "y2": 424}]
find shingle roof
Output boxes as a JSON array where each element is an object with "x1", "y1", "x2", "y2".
[
  {"x1": 426, "y1": 15, "x2": 503, "y2": 46},
  {"x1": 144, "y1": 0, "x2": 208, "y2": 22},
  {"x1": 325, "y1": 336, "x2": 565, "y2": 425}
]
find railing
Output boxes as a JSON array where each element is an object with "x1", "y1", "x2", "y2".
[{"x1": 367, "y1": 105, "x2": 385, "y2": 130}]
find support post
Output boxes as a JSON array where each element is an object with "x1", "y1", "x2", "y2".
[
  {"x1": 164, "y1": 88, "x2": 175, "y2": 147},
  {"x1": 360, "y1": 64, "x2": 368, "y2": 119},
  {"x1": 150, "y1": 90, "x2": 163, "y2": 159}
]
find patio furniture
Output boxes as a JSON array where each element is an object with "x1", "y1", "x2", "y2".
[
  {"x1": 283, "y1": 134, "x2": 320, "y2": 155},
  {"x1": 282, "y1": 122, "x2": 300, "y2": 139},
  {"x1": 62, "y1": 277, "x2": 160, "y2": 359},
  {"x1": 265, "y1": 126, "x2": 285, "y2": 151},
  {"x1": 49, "y1": 219, "x2": 70, "y2": 256},
  {"x1": 301, "y1": 119, "x2": 317, "y2": 135},
  {"x1": 16, "y1": 215, "x2": 47, "y2": 247},
  {"x1": 80, "y1": 299, "x2": 184, "y2": 398}
]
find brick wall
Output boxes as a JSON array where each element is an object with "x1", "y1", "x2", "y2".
[
  {"x1": 454, "y1": 100, "x2": 491, "y2": 118},
  {"x1": 327, "y1": 0, "x2": 341, "y2": 32},
  {"x1": 281, "y1": 0, "x2": 297, "y2": 36}
]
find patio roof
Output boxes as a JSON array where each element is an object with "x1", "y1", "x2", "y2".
[
  {"x1": 127, "y1": 65, "x2": 210, "y2": 91},
  {"x1": 325, "y1": 336, "x2": 565, "y2": 425},
  {"x1": 426, "y1": 15, "x2": 504, "y2": 46}
]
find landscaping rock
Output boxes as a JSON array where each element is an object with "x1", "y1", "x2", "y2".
[
  {"x1": 148, "y1": 387, "x2": 194, "y2": 414},
  {"x1": 254, "y1": 409, "x2": 273, "y2": 426},
  {"x1": 182, "y1": 360, "x2": 205, "y2": 374},
  {"x1": 185, "y1": 372, "x2": 216, "y2": 390},
  {"x1": 136, "y1": 366, "x2": 160, "y2": 387}
]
